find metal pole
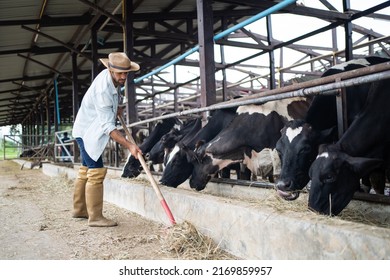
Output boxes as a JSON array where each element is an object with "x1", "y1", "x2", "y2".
[
  {"x1": 132, "y1": 0, "x2": 297, "y2": 85},
  {"x1": 123, "y1": 66, "x2": 390, "y2": 128}
]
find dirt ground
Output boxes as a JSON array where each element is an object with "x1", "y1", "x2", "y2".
[{"x1": 0, "y1": 160, "x2": 237, "y2": 260}]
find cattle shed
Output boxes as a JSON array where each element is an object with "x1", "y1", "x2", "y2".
[{"x1": 1, "y1": 0, "x2": 390, "y2": 260}]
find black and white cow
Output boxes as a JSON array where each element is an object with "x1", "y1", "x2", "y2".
[
  {"x1": 146, "y1": 118, "x2": 200, "y2": 166},
  {"x1": 308, "y1": 78, "x2": 390, "y2": 215},
  {"x1": 159, "y1": 107, "x2": 238, "y2": 187},
  {"x1": 275, "y1": 56, "x2": 390, "y2": 200},
  {"x1": 121, "y1": 116, "x2": 182, "y2": 178},
  {"x1": 189, "y1": 97, "x2": 310, "y2": 191}
]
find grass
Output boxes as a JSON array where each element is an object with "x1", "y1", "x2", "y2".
[{"x1": 0, "y1": 139, "x2": 20, "y2": 160}]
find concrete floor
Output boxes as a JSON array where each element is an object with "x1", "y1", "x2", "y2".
[{"x1": 38, "y1": 161, "x2": 390, "y2": 259}]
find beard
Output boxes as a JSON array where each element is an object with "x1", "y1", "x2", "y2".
[
  {"x1": 111, "y1": 71, "x2": 127, "y2": 87},
  {"x1": 117, "y1": 79, "x2": 126, "y2": 86}
]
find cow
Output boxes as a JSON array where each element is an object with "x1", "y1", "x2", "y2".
[
  {"x1": 275, "y1": 56, "x2": 390, "y2": 200},
  {"x1": 308, "y1": 78, "x2": 390, "y2": 215},
  {"x1": 188, "y1": 97, "x2": 310, "y2": 191},
  {"x1": 121, "y1": 116, "x2": 182, "y2": 178},
  {"x1": 146, "y1": 118, "x2": 201, "y2": 166},
  {"x1": 135, "y1": 128, "x2": 149, "y2": 145},
  {"x1": 159, "y1": 107, "x2": 238, "y2": 187}
]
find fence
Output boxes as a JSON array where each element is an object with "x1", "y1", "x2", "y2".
[
  {"x1": 54, "y1": 130, "x2": 76, "y2": 163},
  {"x1": 2, "y1": 134, "x2": 55, "y2": 162}
]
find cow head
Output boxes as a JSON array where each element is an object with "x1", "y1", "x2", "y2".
[
  {"x1": 275, "y1": 119, "x2": 335, "y2": 200},
  {"x1": 146, "y1": 127, "x2": 184, "y2": 165},
  {"x1": 189, "y1": 141, "x2": 217, "y2": 191},
  {"x1": 159, "y1": 142, "x2": 198, "y2": 188},
  {"x1": 121, "y1": 153, "x2": 141, "y2": 178},
  {"x1": 146, "y1": 140, "x2": 165, "y2": 165},
  {"x1": 190, "y1": 141, "x2": 246, "y2": 191},
  {"x1": 308, "y1": 144, "x2": 383, "y2": 216}
]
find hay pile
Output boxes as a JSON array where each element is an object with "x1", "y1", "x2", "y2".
[
  {"x1": 248, "y1": 189, "x2": 390, "y2": 229},
  {"x1": 160, "y1": 221, "x2": 236, "y2": 260}
]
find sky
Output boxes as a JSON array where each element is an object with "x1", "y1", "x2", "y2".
[
  {"x1": 137, "y1": 0, "x2": 390, "y2": 106},
  {"x1": 173, "y1": 0, "x2": 390, "y2": 85}
]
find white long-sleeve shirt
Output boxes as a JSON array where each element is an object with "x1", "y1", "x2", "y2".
[{"x1": 72, "y1": 69, "x2": 118, "y2": 161}]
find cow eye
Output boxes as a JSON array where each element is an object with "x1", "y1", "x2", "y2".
[
  {"x1": 300, "y1": 145, "x2": 311, "y2": 154},
  {"x1": 322, "y1": 174, "x2": 335, "y2": 183}
]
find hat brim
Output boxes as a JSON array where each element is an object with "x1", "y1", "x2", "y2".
[{"x1": 99, "y1": 58, "x2": 140, "y2": 72}]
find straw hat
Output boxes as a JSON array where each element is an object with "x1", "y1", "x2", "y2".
[{"x1": 99, "y1": 52, "x2": 140, "y2": 72}]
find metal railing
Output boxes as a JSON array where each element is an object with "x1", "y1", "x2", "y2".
[
  {"x1": 3, "y1": 134, "x2": 55, "y2": 161},
  {"x1": 54, "y1": 130, "x2": 75, "y2": 163}
]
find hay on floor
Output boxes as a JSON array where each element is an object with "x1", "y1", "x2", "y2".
[{"x1": 160, "y1": 221, "x2": 235, "y2": 260}]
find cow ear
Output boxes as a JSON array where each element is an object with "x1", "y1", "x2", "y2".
[
  {"x1": 346, "y1": 156, "x2": 383, "y2": 177},
  {"x1": 185, "y1": 149, "x2": 199, "y2": 163},
  {"x1": 318, "y1": 126, "x2": 336, "y2": 142},
  {"x1": 195, "y1": 140, "x2": 205, "y2": 150},
  {"x1": 318, "y1": 143, "x2": 329, "y2": 154}
]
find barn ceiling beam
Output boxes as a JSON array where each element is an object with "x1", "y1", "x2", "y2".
[
  {"x1": 0, "y1": 93, "x2": 39, "y2": 104},
  {"x1": 0, "y1": 100, "x2": 36, "y2": 110},
  {"x1": 21, "y1": 25, "x2": 92, "y2": 61},
  {"x1": 349, "y1": 9, "x2": 390, "y2": 21},
  {"x1": 3, "y1": 5, "x2": 387, "y2": 30},
  {"x1": 130, "y1": 10, "x2": 262, "y2": 21},
  {"x1": 11, "y1": 81, "x2": 45, "y2": 96},
  {"x1": 0, "y1": 13, "x2": 95, "y2": 26},
  {"x1": 319, "y1": 0, "x2": 337, "y2": 11},
  {"x1": 134, "y1": 28, "x2": 197, "y2": 43},
  {"x1": 215, "y1": 0, "x2": 349, "y2": 21},
  {"x1": 217, "y1": 39, "x2": 269, "y2": 50},
  {"x1": 0, "y1": 9, "x2": 270, "y2": 27},
  {"x1": 17, "y1": 53, "x2": 73, "y2": 82},
  {"x1": 78, "y1": 0, "x2": 123, "y2": 27},
  {"x1": 0, "y1": 46, "x2": 72, "y2": 56},
  {"x1": 0, "y1": 70, "x2": 90, "y2": 84},
  {"x1": 352, "y1": 24, "x2": 384, "y2": 38},
  {"x1": 350, "y1": 1, "x2": 390, "y2": 20}
]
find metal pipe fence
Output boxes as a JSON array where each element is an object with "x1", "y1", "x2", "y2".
[{"x1": 123, "y1": 62, "x2": 390, "y2": 129}]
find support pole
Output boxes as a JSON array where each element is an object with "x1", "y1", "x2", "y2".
[
  {"x1": 197, "y1": 0, "x2": 216, "y2": 108},
  {"x1": 123, "y1": 0, "x2": 137, "y2": 125}
]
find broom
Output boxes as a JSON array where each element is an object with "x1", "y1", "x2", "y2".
[{"x1": 118, "y1": 115, "x2": 176, "y2": 225}]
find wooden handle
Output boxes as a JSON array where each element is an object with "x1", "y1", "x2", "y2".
[{"x1": 118, "y1": 115, "x2": 176, "y2": 225}]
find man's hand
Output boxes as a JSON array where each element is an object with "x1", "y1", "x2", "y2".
[
  {"x1": 129, "y1": 142, "x2": 143, "y2": 160},
  {"x1": 109, "y1": 129, "x2": 143, "y2": 160}
]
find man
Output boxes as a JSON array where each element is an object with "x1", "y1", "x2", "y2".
[{"x1": 72, "y1": 52, "x2": 142, "y2": 227}]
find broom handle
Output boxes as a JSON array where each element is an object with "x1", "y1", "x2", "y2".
[{"x1": 118, "y1": 115, "x2": 176, "y2": 225}]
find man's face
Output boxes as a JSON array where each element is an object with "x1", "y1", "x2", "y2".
[{"x1": 111, "y1": 71, "x2": 128, "y2": 86}]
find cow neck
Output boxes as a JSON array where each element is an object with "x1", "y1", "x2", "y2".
[{"x1": 338, "y1": 79, "x2": 390, "y2": 157}]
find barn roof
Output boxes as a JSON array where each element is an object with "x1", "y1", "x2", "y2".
[{"x1": 0, "y1": 0, "x2": 389, "y2": 129}]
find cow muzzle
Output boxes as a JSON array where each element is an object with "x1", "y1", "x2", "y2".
[{"x1": 275, "y1": 180, "x2": 300, "y2": 200}]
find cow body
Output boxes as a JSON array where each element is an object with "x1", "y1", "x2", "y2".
[
  {"x1": 159, "y1": 107, "x2": 238, "y2": 187},
  {"x1": 275, "y1": 56, "x2": 390, "y2": 200},
  {"x1": 121, "y1": 116, "x2": 182, "y2": 178},
  {"x1": 189, "y1": 97, "x2": 310, "y2": 191},
  {"x1": 308, "y1": 78, "x2": 390, "y2": 215}
]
